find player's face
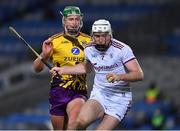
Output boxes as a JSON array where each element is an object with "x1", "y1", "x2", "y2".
[
  {"x1": 64, "y1": 15, "x2": 81, "y2": 36},
  {"x1": 93, "y1": 32, "x2": 111, "y2": 46}
]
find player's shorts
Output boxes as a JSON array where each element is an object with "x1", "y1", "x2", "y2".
[
  {"x1": 89, "y1": 87, "x2": 132, "y2": 121},
  {"x1": 49, "y1": 86, "x2": 87, "y2": 116}
]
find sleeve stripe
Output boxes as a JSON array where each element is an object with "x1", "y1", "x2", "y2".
[
  {"x1": 111, "y1": 40, "x2": 124, "y2": 49},
  {"x1": 123, "y1": 57, "x2": 136, "y2": 64}
]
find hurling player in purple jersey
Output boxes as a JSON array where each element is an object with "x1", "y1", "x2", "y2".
[{"x1": 33, "y1": 6, "x2": 91, "y2": 130}]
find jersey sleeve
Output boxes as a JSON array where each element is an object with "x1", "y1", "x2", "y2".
[{"x1": 121, "y1": 45, "x2": 136, "y2": 64}]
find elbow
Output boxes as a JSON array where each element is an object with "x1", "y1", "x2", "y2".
[
  {"x1": 33, "y1": 65, "x2": 43, "y2": 73},
  {"x1": 34, "y1": 68, "x2": 43, "y2": 73},
  {"x1": 139, "y1": 71, "x2": 144, "y2": 81},
  {"x1": 133, "y1": 71, "x2": 144, "y2": 81}
]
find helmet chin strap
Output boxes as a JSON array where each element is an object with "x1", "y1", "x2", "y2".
[
  {"x1": 94, "y1": 37, "x2": 111, "y2": 52},
  {"x1": 67, "y1": 28, "x2": 79, "y2": 36},
  {"x1": 95, "y1": 44, "x2": 109, "y2": 52}
]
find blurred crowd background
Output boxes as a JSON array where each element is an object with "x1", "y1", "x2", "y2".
[{"x1": 0, "y1": 0, "x2": 180, "y2": 130}]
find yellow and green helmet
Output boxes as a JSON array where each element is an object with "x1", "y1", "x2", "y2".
[{"x1": 61, "y1": 6, "x2": 83, "y2": 17}]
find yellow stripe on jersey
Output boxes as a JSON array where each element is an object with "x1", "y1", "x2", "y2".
[{"x1": 50, "y1": 32, "x2": 91, "y2": 90}]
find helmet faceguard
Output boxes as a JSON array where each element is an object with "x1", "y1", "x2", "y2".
[
  {"x1": 91, "y1": 19, "x2": 112, "y2": 36},
  {"x1": 91, "y1": 19, "x2": 112, "y2": 51},
  {"x1": 60, "y1": 6, "x2": 83, "y2": 36}
]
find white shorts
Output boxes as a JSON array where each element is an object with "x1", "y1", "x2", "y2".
[{"x1": 89, "y1": 87, "x2": 132, "y2": 121}]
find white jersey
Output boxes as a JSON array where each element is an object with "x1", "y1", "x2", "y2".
[{"x1": 84, "y1": 38, "x2": 136, "y2": 93}]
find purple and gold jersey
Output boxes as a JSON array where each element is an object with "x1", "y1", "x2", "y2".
[{"x1": 49, "y1": 32, "x2": 91, "y2": 91}]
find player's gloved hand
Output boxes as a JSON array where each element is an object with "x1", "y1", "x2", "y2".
[{"x1": 41, "y1": 38, "x2": 53, "y2": 60}]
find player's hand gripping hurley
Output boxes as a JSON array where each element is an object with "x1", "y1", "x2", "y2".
[{"x1": 9, "y1": 26, "x2": 52, "y2": 69}]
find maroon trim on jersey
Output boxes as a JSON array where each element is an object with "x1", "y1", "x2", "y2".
[
  {"x1": 121, "y1": 100, "x2": 132, "y2": 121},
  {"x1": 111, "y1": 40, "x2": 124, "y2": 50},
  {"x1": 123, "y1": 57, "x2": 136, "y2": 64}
]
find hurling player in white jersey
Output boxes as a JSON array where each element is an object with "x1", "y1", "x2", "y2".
[{"x1": 50, "y1": 19, "x2": 144, "y2": 130}]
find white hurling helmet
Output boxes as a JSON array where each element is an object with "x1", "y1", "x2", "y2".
[{"x1": 91, "y1": 19, "x2": 112, "y2": 36}]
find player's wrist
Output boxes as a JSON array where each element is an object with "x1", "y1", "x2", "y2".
[
  {"x1": 59, "y1": 67, "x2": 66, "y2": 75},
  {"x1": 40, "y1": 53, "x2": 49, "y2": 60},
  {"x1": 116, "y1": 74, "x2": 124, "y2": 81}
]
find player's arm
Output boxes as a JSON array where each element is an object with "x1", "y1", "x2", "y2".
[
  {"x1": 33, "y1": 38, "x2": 53, "y2": 72},
  {"x1": 107, "y1": 59, "x2": 144, "y2": 82},
  {"x1": 50, "y1": 60, "x2": 92, "y2": 76}
]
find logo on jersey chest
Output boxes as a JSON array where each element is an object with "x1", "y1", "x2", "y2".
[
  {"x1": 64, "y1": 57, "x2": 84, "y2": 62},
  {"x1": 72, "y1": 47, "x2": 80, "y2": 55},
  {"x1": 94, "y1": 63, "x2": 118, "y2": 72}
]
